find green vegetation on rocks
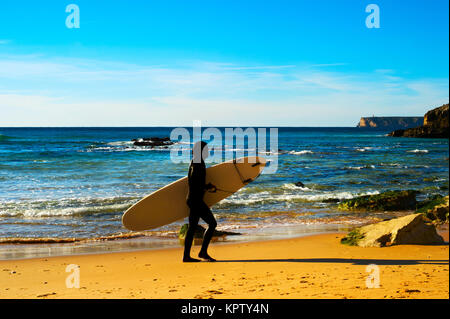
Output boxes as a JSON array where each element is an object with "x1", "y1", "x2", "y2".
[
  {"x1": 340, "y1": 213, "x2": 443, "y2": 247},
  {"x1": 417, "y1": 195, "x2": 449, "y2": 223},
  {"x1": 338, "y1": 190, "x2": 417, "y2": 211},
  {"x1": 340, "y1": 229, "x2": 365, "y2": 246}
]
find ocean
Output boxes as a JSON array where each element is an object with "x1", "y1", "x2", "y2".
[{"x1": 0, "y1": 127, "x2": 448, "y2": 252}]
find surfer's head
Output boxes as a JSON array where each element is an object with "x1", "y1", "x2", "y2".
[{"x1": 192, "y1": 141, "x2": 209, "y2": 163}]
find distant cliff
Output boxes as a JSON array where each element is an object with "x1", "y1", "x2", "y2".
[
  {"x1": 388, "y1": 104, "x2": 449, "y2": 138},
  {"x1": 357, "y1": 116, "x2": 423, "y2": 130}
]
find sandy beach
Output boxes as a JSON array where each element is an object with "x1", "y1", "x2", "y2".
[{"x1": 1, "y1": 232, "x2": 448, "y2": 299}]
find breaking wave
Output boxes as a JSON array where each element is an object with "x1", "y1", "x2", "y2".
[
  {"x1": 0, "y1": 196, "x2": 138, "y2": 218},
  {"x1": 407, "y1": 149, "x2": 429, "y2": 153}
]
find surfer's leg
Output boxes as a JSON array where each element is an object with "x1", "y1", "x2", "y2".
[
  {"x1": 183, "y1": 211, "x2": 201, "y2": 262},
  {"x1": 198, "y1": 204, "x2": 217, "y2": 262}
]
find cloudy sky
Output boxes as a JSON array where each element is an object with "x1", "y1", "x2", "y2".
[{"x1": 0, "y1": 0, "x2": 448, "y2": 126}]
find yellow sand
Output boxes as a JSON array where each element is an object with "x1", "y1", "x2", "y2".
[{"x1": 0, "y1": 233, "x2": 448, "y2": 299}]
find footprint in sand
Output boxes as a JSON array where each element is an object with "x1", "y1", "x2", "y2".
[
  {"x1": 37, "y1": 292, "x2": 56, "y2": 298},
  {"x1": 404, "y1": 289, "x2": 421, "y2": 293},
  {"x1": 207, "y1": 290, "x2": 223, "y2": 295}
]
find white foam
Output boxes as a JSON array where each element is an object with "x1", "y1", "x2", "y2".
[
  {"x1": 282, "y1": 183, "x2": 311, "y2": 191},
  {"x1": 288, "y1": 150, "x2": 313, "y2": 155},
  {"x1": 345, "y1": 165, "x2": 375, "y2": 170},
  {"x1": 106, "y1": 141, "x2": 134, "y2": 146},
  {"x1": 407, "y1": 149, "x2": 429, "y2": 153},
  {"x1": 0, "y1": 196, "x2": 137, "y2": 217},
  {"x1": 217, "y1": 190, "x2": 381, "y2": 205}
]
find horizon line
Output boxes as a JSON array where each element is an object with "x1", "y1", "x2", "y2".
[{"x1": 1, "y1": 125, "x2": 390, "y2": 128}]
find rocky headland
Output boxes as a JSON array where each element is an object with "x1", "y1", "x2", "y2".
[
  {"x1": 388, "y1": 103, "x2": 449, "y2": 138},
  {"x1": 357, "y1": 116, "x2": 423, "y2": 130}
]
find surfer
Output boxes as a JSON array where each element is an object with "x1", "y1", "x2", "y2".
[{"x1": 183, "y1": 141, "x2": 218, "y2": 262}]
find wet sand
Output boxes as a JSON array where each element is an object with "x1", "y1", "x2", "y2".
[{"x1": 0, "y1": 233, "x2": 448, "y2": 299}]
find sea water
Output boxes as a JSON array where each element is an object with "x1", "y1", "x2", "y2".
[{"x1": 0, "y1": 127, "x2": 448, "y2": 250}]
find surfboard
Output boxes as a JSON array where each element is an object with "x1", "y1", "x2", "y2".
[{"x1": 122, "y1": 156, "x2": 267, "y2": 231}]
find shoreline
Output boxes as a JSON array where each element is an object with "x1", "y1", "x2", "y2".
[
  {"x1": 1, "y1": 223, "x2": 448, "y2": 262},
  {"x1": 1, "y1": 232, "x2": 448, "y2": 299},
  {"x1": 0, "y1": 223, "x2": 352, "y2": 261}
]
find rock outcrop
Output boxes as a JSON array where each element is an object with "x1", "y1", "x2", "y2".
[
  {"x1": 417, "y1": 195, "x2": 449, "y2": 224},
  {"x1": 294, "y1": 181, "x2": 306, "y2": 188},
  {"x1": 357, "y1": 117, "x2": 423, "y2": 130},
  {"x1": 132, "y1": 137, "x2": 174, "y2": 147},
  {"x1": 388, "y1": 104, "x2": 449, "y2": 138},
  {"x1": 340, "y1": 213, "x2": 444, "y2": 247},
  {"x1": 338, "y1": 190, "x2": 417, "y2": 211}
]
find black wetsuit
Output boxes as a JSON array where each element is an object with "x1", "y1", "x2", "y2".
[{"x1": 184, "y1": 159, "x2": 217, "y2": 258}]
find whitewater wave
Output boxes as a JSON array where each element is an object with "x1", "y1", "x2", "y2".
[
  {"x1": 288, "y1": 150, "x2": 313, "y2": 155},
  {"x1": 407, "y1": 149, "x2": 429, "y2": 153},
  {"x1": 345, "y1": 165, "x2": 375, "y2": 170},
  {"x1": 0, "y1": 196, "x2": 138, "y2": 218},
  {"x1": 282, "y1": 183, "x2": 311, "y2": 191},
  {"x1": 85, "y1": 141, "x2": 271, "y2": 155},
  {"x1": 84, "y1": 145, "x2": 173, "y2": 153},
  {"x1": 217, "y1": 190, "x2": 380, "y2": 206},
  {"x1": 106, "y1": 141, "x2": 134, "y2": 146}
]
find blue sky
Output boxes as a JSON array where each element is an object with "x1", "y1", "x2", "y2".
[{"x1": 0, "y1": 0, "x2": 448, "y2": 126}]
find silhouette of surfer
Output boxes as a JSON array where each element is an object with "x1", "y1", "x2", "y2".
[{"x1": 183, "y1": 141, "x2": 218, "y2": 262}]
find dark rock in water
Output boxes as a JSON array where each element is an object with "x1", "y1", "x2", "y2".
[
  {"x1": 132, "y1": 137, "x2": 174, "y2": 147},
  {"x1": 338, "y1": 190, "x2": 417, "y2": 211},
  {"x1": 387, "y1": 103, "x2": 449, "y2": 138},
  {"x1": 323, "y1": 198, "x2": 340, "y2": 203},
  {"x1": 178, "y1": 224, "x2": 241, "y2": 245},
  {"x1": 294, "y1": 181, "x2": 305, "y2": 188},
  {"x1": 143, "y1": 137, "x2": 170, "y2": 142},
  {"x1": 340, "y1": 213, "x2": 444, "y2": 247}
]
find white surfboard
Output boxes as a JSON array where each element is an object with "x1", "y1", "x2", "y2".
[{"x1": 122, "y1": 156, "x2": 266, "y2": 231}]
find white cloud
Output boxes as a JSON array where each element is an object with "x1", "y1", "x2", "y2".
[{"x1": 0, "y1": 56, "x2": 448, "y2": 126}]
